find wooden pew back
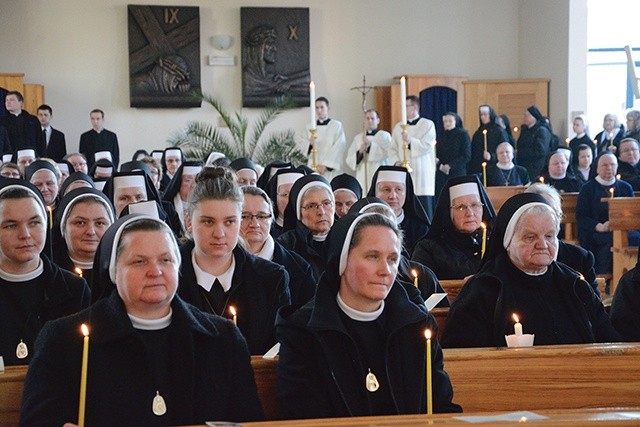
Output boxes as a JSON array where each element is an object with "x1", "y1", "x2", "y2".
[
  {"x1": 438, "y1": 279, "x2": 465, "y2": 304},
  {"x1": 485, "y1": 186, "x2": 526, "y2": 212},
  {"x1": 0, "y1": 365, "x2": 27, "y2": 427},
  {"x1": 607, "y1": 197, "x2": 640, "y2": 293},
  {"x1": 560, "y1": 192, "x2": 579, "y2": 244}
]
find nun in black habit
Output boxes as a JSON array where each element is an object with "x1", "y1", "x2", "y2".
[
  {"x1": 276, "y1": 212, "x2": 461, "y2": 419},
  {"x1": 0, "y1": 179, "x2": 90, "y2": 366},
  {"x1": 367, "y1": 165, "x2": 430, "y2": 256},
  {"x1": 278, "y1": 174, "x2": 335, "y2": 280},
  {"x1": 610, "y1": 249, "x2": 640, "y2": 341},
  {"x1": 161, "y1": 160, "x2": 203, "y2": 235},
  {"x1": 59, "y1": 171, "x2": 94, "y2": 197},
  {"x1": 412, "y1": 175, "x2": 496, "y2": 281},
  {"x1": 468, "y1": 105, "x2": 509, "y2": 175},
  {"x1": 435, "y1": 112, "x2": 471, "y2": 200},
  {"x1": 265, "y1": 167, "x2": 305, "y2": 239},
  {"x1": 159, "y1": 147, "x2": 184, "y2": 191},
  {"x1": 256, "y1": 160, "x2": 293, "y2": 190},
  {"x1": 330, "y1": 173, "x2": 363, "y2": 218},
  {"x1": 441, "y1": 193, "x2": 619, "y2": 348},
  {"x1": 350, "y1": 197, "x2": 449, "y2": 308},
  {"x1": 516, "y1": 105, "x2": 553, "y2": 179},
  {"x1": 229, "y1": 157, "x2": 258, "y2": 186}
]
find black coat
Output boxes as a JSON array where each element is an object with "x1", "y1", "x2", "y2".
[
  {"x1": 272, "y1": 239, "x2": 317, "y2": 305},
  {"x1": 616, "y1": 160, "x2": 640, "y2": 191},
  {"x1": 412, "y1": 229, "x2": 483, "y2": 280},
  {"x1": 540, "y1": 174, "x2": 583, "y2": 193},
  {"x1": 79, "y1": 128, "x2": 120, "y2": 169},
  {"x1": 569, "y1": 134, "x2": 595, "y2": 161},
  {"x1": 278, "y1": 221, "x2": 326, "y2": 280},
  {"x1": 0, "y1": 255, "x2": 90, "y2": 366},
  {"x1": 594, "y1": 128, "x2": 624, "y2": 154},
  {"x1": 557, "y1": 240, "x2": 599, "y2": 297},
  {"x1": 486, "y1": 165, "x2": 530, "y2": 186},
  {"x1": 276, "y1": 275, "x2": 461, "y2": 420},
  {"x1": 178, "y1": 242, "x2": 290, "y2": 355},
  {"x1": 441, "y1": 253, "x2": 619, "y2": 348},
  {"x1": 0, "y1": 110, "x2": 42, "y2": 155},
  {"x1": 435, "y1": 125, "x2": 471, "y2": 198},
  {"x1": 0, "y1": 125, "x2": 11, "y2": 155},
  {"x1": 20, "y1": 292, "x2": 265, "y2": 425},
  {"x1": 469, "y1": 123, "x2": 509, "y2": 174},
  {"x1": 610, "y1": 262, "x2": 640, "y2": 341},
  {"x1": 516, "y1": 122, "x2": 552, "y2": 179},
  {"x1": 400, "y1": 213, "x2": 429, "y2": 256},
  {"x1": 43, "y1": 127, "x2": 67, "y2": 161}
]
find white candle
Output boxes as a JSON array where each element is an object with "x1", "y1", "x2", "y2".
[
  {"x1": 400, "y1": 76, "x2": 407, "y2": 125},
  {"x1": 78, "y1": 324, "x2": 90, "y2": 427},
  {"x1": 425, "y1": 329, "x2": 433, "y2": 415},
  {"x1": 309, "y1": 81, "x2": 316, "y2": 129},
  {"x1": 229, "y1": 306, "x2": 237, "y2": 325},
  {"x1": 513, "y1": 313, "x2": 523, "y2": 336}
]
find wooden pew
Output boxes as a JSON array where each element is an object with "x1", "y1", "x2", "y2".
[
  {"x1": 0, "y1": 365, "x2": 27, "y2": 427},
  {"x1": 607, "y1": 197, "x2": 640, "y2": 294},
  {"x1": 5, "y1": 344, "x2": 640, "y2": 423},
  {"x1": 485, "y1": 185, "x2": 526, "y2": 212},
  {"x1": 560, "y1": 192, "x2": 579, "y2": 244},
  {"x1": 439, "y1": 279, "x2": 465, "y2": 304}
]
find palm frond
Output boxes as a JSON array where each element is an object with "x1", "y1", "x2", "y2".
[{"x1": 253, "y1": 129, "x2": 307, "y2": 166}]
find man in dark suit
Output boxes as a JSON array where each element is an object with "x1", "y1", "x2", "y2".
[
  {"x1": 0, "y1": 91, "x2": 43, "y2": 155},
  {"x1": 79, "y1": 108, "x2": 119, "y2": 169},
  {"x1": 36, "y1": 104, "x2": 67, "y2": 162}
]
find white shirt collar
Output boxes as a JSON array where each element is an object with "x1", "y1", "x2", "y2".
[
  {"x1": 191, "y1": 248, "x2": 235, "y2": 292},
  {"x1": 128, "y1": 308, "x2": 172, "y2": 330},
  {"x1": 336, "y1": 292, "x2": 384, "y2": 321},
  {"x1": 0, "y1": 258, "x2": 44, "y2": 282}
]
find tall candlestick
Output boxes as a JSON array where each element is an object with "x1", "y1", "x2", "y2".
[
  {"x1": 309, "y1": 81, "x2": 316, "y2": 129},
  {"x1": 480, "y1": 222, "x2": 487, "y2": 258},
  {"x1": 400, "y1": 76, "x2": 407, "y2": 125},
  {"x1": 482, "y1": 162, "x2": 487, "y2": 188},
  {"x1": 412, "y1": 269, "x2": 418, "y2": 288},
  {"x1": 609, "y1": 187, "x2": 614, "y2": 199},
  {"x1": 512, "y1": 314, "x2": 523, "y2": 336},
  {"x1": 229, "y1": 306, "x2": 237, "y2": 325},
  {"x1": 482, "y1": 129, "x2": 488, "y2": 153},
  {"x1": 425, "y1": 329, "x2": 433, "y2": 415},
  {"x1": 78, "y1": 324, "x2": 90, "y2": 427}
]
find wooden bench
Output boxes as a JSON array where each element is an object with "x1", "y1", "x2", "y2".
[
  {"x1": 607, "y1": 197, "x2": 640, "y2": 294},
  {"x1": 439, "y1": 279, "x2": 465, "y2": 304},
  {"x1": 560, "y1": 192, "x2": 579, "y2": 244},
  {"x1": 485, "y1": 185, "x2": 526, "y2": 212},
  {"x1": 4, "y1": 343, "x2": 640, "y2": 423}
]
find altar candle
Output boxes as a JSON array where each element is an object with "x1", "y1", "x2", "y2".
[
  {"x1": 480, "y1": 222, "x2": 487, "y2": 258},
  {"x1": 74, "y1": 267, "x2": 83, "y2": 278},
  {"x1": 400, "y1": 76, "x2": 407, "y2": 125},
  {"x1": 229, "y1": 306, "x2": 237, "y2": 325},
  {"x1": 78, "y1": 324, "x2": 90, "y2": 427},
  {"x1": 47, "y1": 206, "x2": 53, "y2": 230},
  {"x1": 412, "y1": 269, "x2": 418, "y2": 288},
  {"x1": 482, "y1": 129, "x2": 488, "y2": 153},
  {"x1": 425, "y1": 329, "x2": 433, "y2": 415},
  {"x1": 309, "y1": 81, "x2": 316, "y2": 129},
  {"x1": 512, "y1": 314, "x2": 523, "y2": 336},
  {"x1": 482, "y1": 162, "x2": 487, "y2": 188},
  {"x1": 610, "y1": 187, "x2": 614, "y2": 199}
]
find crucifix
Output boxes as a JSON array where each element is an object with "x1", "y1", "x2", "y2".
[{"x1": 350, "y1": 75, "x2": 375, "y2": 193}]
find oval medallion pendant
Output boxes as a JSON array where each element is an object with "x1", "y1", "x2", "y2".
[
  {"x1": 16, "y1": 340, "x2": 28, "y2": 359},
  {"x1": 152, "y1": 391, "x2": 167, "y2": 416},
  {"x1": 365, "y1": 369, "x2": 379, "y2": 392}
]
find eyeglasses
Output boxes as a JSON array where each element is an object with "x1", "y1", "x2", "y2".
[
  {"x1": 241, "y1": 213, "x2": 272, "y2": 223},
  {"x1": 301, "y1": 200, "x2": 334, "y2": 211},
  {"x1": 277, "y1": 192, "x2": 289, "y2": 198},
  {"x1": 451, "y1": 202, "x2": 484, "y2": 212},
  {"x1": 72, "y1": 162, "x2": 87, "y2": 167}
]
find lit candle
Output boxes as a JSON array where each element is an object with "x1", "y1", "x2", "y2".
[
  {"x1": 610, "y1": 187, "x2": 614, "y2": 199},
  {"x1": 425, "y1": 329, "x2": 433, "y2": 415},
  {"x1": 565, "y1": 137, "x2": 570, "y2": 147},
  {"x1": 482, "y1": 162, "x2": 487, "y2": 187},
  {"x1": 78, "y1": 324, "x2": 90, "y2": 427},
  {"x1": 513, "y1": 126, "x2": 519, "y2": 151},
  {"x1": 74, "y1": 267, "x2": 83, "y2": 278},
  {"x1": 400, "y1": 76, "x2": 407, "y2": 125},
  {"x1": 539, "y1": 176, "x2": 545, "y2": 184},
  {"x1": 482, "y1": 129, "x2": 488, "y2": 153},
  {"x1": 512, "y1": 314, "x2": 523, "y2": 336},
  {"x1": 229, "y1": 306, "x2": 237, "y2": 325},
  {"x1": 412, "y1": 269, "x2": 418, "y2": 288},
  {"x1": 309, "y1": 81, "x2": 316, "y2": 129},
  {"x1": 616, "y1": 174, "x2": 621, "y2": 180},
  {"x1": 47, "y1": 206, "x2": 53, "y2": 230},
  {"x1": 480, "y1": 222, "x2": 487, "y2": 258},
  {"x1": 609, "y1": 133, "x2": 614, "y2": 150}
]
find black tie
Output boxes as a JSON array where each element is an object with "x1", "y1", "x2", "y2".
[
  {"x1": 43, "y1": 129, "x2": 47, "y2": 146},
  {"x1": 208, "y1": 278, "x2": 226, "y2": 315}
]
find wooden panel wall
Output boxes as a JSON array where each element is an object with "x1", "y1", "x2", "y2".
[
  {"x1": 0, "y1": 73, "x2": 45, "y2": 115},
  {"x1": 463, "y1": 79, "x2": 549, "y2": 134}
]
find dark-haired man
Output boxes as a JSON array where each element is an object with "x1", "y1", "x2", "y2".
[
  {"x1": 37, "y1": 104, "x2": 67, "y2": 161},
  {"x1": 79, "y1": 109, "x2": 120, "y2": 169},
  {"x1": 0, "y1": 91, "x2": 42, "y2": 155}
]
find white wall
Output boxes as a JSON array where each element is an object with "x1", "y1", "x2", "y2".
[{"x1": 0, "y1": 0, "x2": 583, "y2": 162}]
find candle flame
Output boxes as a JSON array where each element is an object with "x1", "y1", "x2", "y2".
[
  {"x1": 539, "y1": 176, "x2": 545, "y2": 184},
  {"x1": 425, "y1": 329, "x2": 432, "y2": 340},
  {"x1": 74, "y1": 267, "x2": 82, "y2": 276},
  {"x1": 610, "y1": 188, "x2": 614, "y2": 195},
  {"x1": 512, "y1": 313, "x2": 519, "y2": 323},
  {"x1": 482, "y1": 129, "x2": 487, "y2": 135},
  {"x1": 229, "y1": 306, "x2": 237, "y2": 316},
  {"x1": 579, "y1": 273, "x2": 585, "y2": 281},
  {"x1": 411, "y1": 269, "x2": 418, "y2": 279},
  {"x1": 81, "y1": 323, "x2": 89, "y2": 337},
  {"x1": 565, "y1": 137, "x2": 570, "y2": 143},
  {"x1": 309, "y1": 81, "x2": 315, "y2": 89},
  {"x1": 481, "y1": 162, "x2": 487, "y2": 167},
  {"x1": 480, "y1": 222, "x2": 487, "y2": 230},
  {"x1": 47, "y1": 206, "x2": 52, "y2": 213},
  {"x1": 513, "y1": 126, "x2": 518, "y2": 132},
  {"x1": 616, "y1": 174, "x2": 621, "y2": 180}
]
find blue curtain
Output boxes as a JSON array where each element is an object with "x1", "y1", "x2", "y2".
[{"x1": 420, "y1": 86, "x2": 457, "y2": 137}]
